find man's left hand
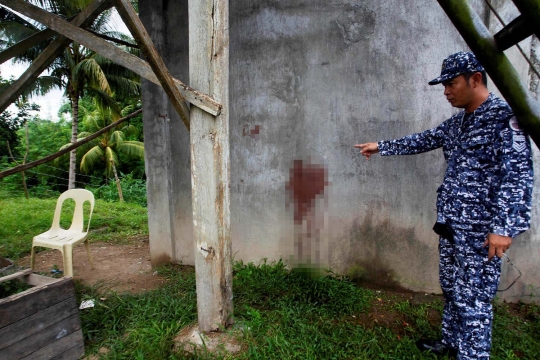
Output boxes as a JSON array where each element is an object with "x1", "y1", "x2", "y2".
[{"x1": 483, "y1": 233, "x2": 512, "y2": 260}]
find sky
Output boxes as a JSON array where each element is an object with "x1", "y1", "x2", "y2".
[{"x1": 0, "y1": 8, "x2": 130, "y2": 121}]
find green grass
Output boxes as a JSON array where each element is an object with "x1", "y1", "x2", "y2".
[
  {"x1": 0, "y1": 195, "x2": 148, "y2": 260},
  {"x1": 1, "y1": 196, "x2": 539, "y2": 359},
  {"x1": 76, "y1": 260, "x2": 540, "y2": 359}
]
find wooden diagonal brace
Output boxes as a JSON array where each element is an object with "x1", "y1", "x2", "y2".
[
  {"x1": 0, "y1": 28, "x2": 56, "y2": 66},
  {"x1": 0, "y1": 13, "x2": 81, "y2": 65},
  {"x1": 113, "y1": 0, "x2": 190, "y2": 129},
  {"x1": 0, "y1": 0, "x2": 112, "y2": 115},
  {"x1": 0, "y1": 0, "x2": 221, "y2": 117},
  {"x1": 512, "y1": 0, "x2": 540, "y2": 40}
]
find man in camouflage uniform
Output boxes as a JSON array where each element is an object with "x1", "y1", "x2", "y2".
[{"x1": 355, "y1": 52, "x2": 534, "y2": 359}]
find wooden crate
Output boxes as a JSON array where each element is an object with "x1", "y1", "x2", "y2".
[{"x1": 0, "y1": 270, "x2": 85, "y2": 359}]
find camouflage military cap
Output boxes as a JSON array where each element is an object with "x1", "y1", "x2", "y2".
[{"x1": 428, "y1": 51, "x2": 485, "y2": 85}]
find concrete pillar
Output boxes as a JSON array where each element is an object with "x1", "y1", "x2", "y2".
[{"x1": 140, "y1": 0, "x2": 193, "y2": 266}]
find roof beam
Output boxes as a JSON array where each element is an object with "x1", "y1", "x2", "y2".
[
  {"x1": 0, "y1": 0, "x2": 221, "y2": 116},
  {"x1": 436, "y1": 0, "x2": 540, "y2": 149},
  {"x1": 0, "y1": 0, "x2": 112, "y2": 114},
  {"x1": 112, "y1": 0, "x2": 190, "y2": 129}
]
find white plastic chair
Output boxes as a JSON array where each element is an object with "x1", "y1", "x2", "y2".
[{"x1": 30, "y1": 189, "x2": 95, "y2": 277}]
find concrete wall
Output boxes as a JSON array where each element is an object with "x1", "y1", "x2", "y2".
[{"x1": 140, "y1": 0, "x2": 540, "y2": 301}]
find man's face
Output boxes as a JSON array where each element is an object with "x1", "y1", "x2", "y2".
[{"x1": 441, "y1": 74, "x2": 475, "y2": 109}]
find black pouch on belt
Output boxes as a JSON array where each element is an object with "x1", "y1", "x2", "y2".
[{"x1": 433, "y1": 222, "x2": 454, "y2": 241}]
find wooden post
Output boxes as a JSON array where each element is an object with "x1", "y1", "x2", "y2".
[{"x1": 189, "y1": 0, "x2": 233, "y2": 332}]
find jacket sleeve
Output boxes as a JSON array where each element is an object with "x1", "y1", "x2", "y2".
[
  {"x1": 378, "y1": 122, "x2": 448, "y2": 156},
  {"x1": 490, "y1": 119, "x2": 534, "y2": 238}
]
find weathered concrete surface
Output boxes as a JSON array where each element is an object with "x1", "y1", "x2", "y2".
[
  {"x1": 141, "y1": 0, "x2": 540, "y2": 301},
  {"x1": 140, "y1": 0, "x2": 193, "y2": 266}
]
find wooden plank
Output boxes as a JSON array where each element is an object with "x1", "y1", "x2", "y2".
[
  {"x1": 0, "y1": 296, "x2": 78, "y2": 351},
  {"x1": 113, "y1": 0, "x2": 190, "y2": 129},
  {"x1": 189, "y1": 0, "x2": 233, "y2": 332},
  {"x1": 22, "y1": 273, "x2": 62, "y2": 287},
  {"x1": 0, "y1": 109, "x2": 142, "y2": 179},
  {"x1": 50, "y1": 340, "x2": 85, "y2": 360},
  {"x1": 0, "y1": 269, "x2": 33, "y2": 284},
  {"x1": 0, "y1": 277, "x2": 74, "y2": 328},
  {"x1": 0, "y1": 0, "x2": 222, "y2": 116},
  {"x1": 0, "y1": 0, "x2": 112, "y2": 115},
  {"x1": 0, "y1": 314, "x2": 81, "y2": 359}
]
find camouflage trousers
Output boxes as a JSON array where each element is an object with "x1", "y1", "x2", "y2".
[{"x1": 439, "y1": 228, "x2": 502, "y2": 360}]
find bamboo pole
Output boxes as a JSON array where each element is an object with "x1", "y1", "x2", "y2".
[
  {"x1": 0, "y1": 109, "x2": 142, "y2": 179},
  {"x1": 437, "y1": 0, "x2": 540, "y2": 149}
]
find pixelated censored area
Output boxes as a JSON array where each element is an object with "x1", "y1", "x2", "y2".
[{"x1": 285, "y1": 156, "x2": 330, "y2": 268}]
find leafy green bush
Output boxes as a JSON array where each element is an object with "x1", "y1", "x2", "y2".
[{"x1": 86, "y1": 173, "x2": 147, "y2": 206}]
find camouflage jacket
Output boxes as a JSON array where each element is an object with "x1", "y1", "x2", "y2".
[{"x1": 378, "y1": 93, "x2": 534, "y2": 238}]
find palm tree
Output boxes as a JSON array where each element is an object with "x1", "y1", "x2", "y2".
[
  {"x1": 0, "y1": 0, "x2": 140, "y2": 189},
  {"x1": 75, "y1": 102, "x2": 144, "y2": 200}
]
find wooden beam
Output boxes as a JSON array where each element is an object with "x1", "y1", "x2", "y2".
[
  {"x1": 0, "y1": 109, "x2": 142, "y2": 179},
  {"x1": 0, "y1": 269, "x2": 33, "y2": 284},
  {"x1": 437, "y1": 0, "x2": 540, "y2": 149},
  {"x1": 0, "y1": 0, "x2": 221, "y2": 116},
  {"x1": 494, "y1": 15, "x2": 533, "y2": 52},
  {"x1": 512, "y1": 0, "x2": 540, "y2": 40},
  {"x1": 0, "y1": 28, "x2": 56, "y2": 65},
  {"x1": 113, "y1": 0, "x2": 190, "y2": 129},
  {"x1": 189, "y1": 0, "x2": 233, "y2": 333},
  {"x1": 0, "y1": 13, "x2": 80, "y2": 65},
  {"x1": 0, "y1": 19, "x2": 137, "y2": 67},
  {"x1": 0, "y1": 0, "x2": 111, "y2": 115}
]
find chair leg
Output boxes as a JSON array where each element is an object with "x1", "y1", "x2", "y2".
[
  {"x1": 30, "y1": 246, "x2": 36, "y2": 270},
  {"x1": 63, "y1": 246, "x2": 73, "y2": 277},
  {"x1": 85, "y1": 239, "x2": 95, "y2": 269}
]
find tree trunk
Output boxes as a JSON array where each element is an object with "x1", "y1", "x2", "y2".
[
  {"x1": 21, "y1": 121, "x2": 29, "y2": 199},
  {"x1": 110, "y1": 157, "x2": 124, "y2": 202},
  {"x1": 6, "y1": 134, "x2": 28, "y2": 199},
  {"x1": 68, "y1": 96, "x2": 78, "y2": 189}
]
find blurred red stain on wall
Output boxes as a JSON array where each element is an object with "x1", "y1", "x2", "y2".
[{"x1": 286, "y1": 159, "x2": 328, "y2": 224}]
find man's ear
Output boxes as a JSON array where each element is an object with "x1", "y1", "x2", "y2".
[{"x1": 471, "y1": 72, "x2": 483, "y2": 88}]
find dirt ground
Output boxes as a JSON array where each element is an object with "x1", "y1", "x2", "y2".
[{"x1": 15, "y1": 235, "x2": 166, "y2": 294}]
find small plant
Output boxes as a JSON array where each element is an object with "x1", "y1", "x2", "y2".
[{"x1": 0, "y1": 279, "x2": 32, "y2": 298}]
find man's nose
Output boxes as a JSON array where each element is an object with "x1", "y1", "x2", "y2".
[{"x1": 443, "y1": 86, "x2": 450, "y2": 96}]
